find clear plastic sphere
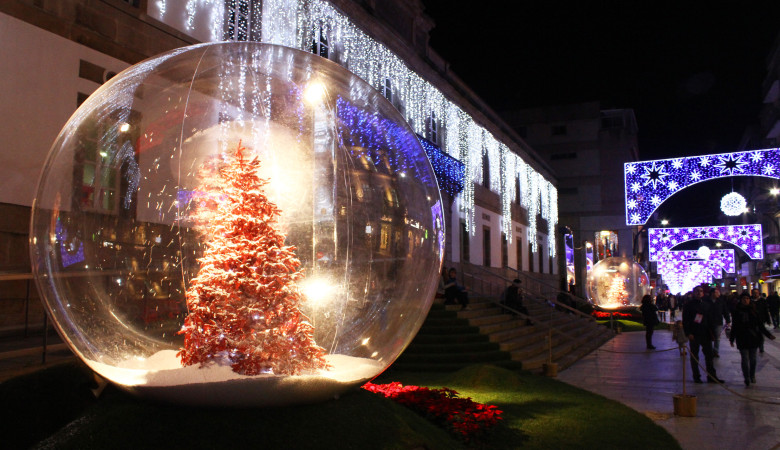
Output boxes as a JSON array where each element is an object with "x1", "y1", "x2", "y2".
[
  {"x1": 30, "y1": 43, "x2": 444, "y2": 406},
  {"x1": 586, "y1": 257, "x2": 649, "y2": 309}
]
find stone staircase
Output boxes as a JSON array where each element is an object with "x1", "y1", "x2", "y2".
[{"x1": 392, "y1": 296, "x2": 613, "y2": 372}]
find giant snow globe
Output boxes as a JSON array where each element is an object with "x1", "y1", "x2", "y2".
[
  {"x1": 30, "y1": 43, "x2": 445, "y2": 406},
  {"x1": 586, "y1": 257, "x2": 649, "y2": 309}
]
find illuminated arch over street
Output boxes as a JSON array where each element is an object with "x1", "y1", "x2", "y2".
[
  {"x1": 648, "y1": 224, "x2": 763, "y2": 261},
  {"x1": 624, "y1": 148, "x2": 780, "y2": 225},
  {"x1": 657, "y1": 249, "x2": 736, "y2": 273},
  {"x1": 656, "y1": 250, "x2": 736, "y2": 294}
]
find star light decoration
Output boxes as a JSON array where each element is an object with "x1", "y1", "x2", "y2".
[
  {"x1": 660, "y1": 260, "x2": 715, "y2": 295},
  {"x1": 656, "y1": 249, "x2": 736, "y2": 295},
  {"x1": 648, "y1": 224, "x2": 763, "y2": 261},
  {"x1": 656, "y1": 249, "x2": 736, "y2": 275},
  {"x1": 153, "y1": 0, "x2": 558, "y2": 256},
  {"x1": 625, "y1": 148, "x2": 780, "y2": 225},
  {"x1": 655, "y1": 249, "x2": 735, "y2": 295}
]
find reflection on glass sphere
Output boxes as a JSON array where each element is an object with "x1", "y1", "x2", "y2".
[
  {"x1": 30, "y1": 43, "x2": 444, "y2": 406},
  {"x1": 586, "y1": 257, "x2": 650, "y2": 309}
]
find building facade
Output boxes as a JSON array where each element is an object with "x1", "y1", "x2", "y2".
[
  {"x1": 502, "y1": 102, "x2": 639, "y2": 293},
  {"x1": 0, "y1": 0, "x2": 560, "y2": 333}
]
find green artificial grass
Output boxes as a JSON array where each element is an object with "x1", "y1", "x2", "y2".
[
  {"x1": 377, "y1": 365, "x2": 680, "y2": 450},
  {"x1": 0, "y1": 362, "x2": 680, "y2": 449}
]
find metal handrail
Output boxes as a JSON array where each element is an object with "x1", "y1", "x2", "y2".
[
  {"x1": 464, "y1": 264, "x2": 595, "y2": 322},
  {"x1": 491, "y1": 299, "x2": 581, "y2": 343}
]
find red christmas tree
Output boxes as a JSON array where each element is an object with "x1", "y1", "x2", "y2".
[{"x1": 178, "y1": 141, "x2": 328, "y2": 376}]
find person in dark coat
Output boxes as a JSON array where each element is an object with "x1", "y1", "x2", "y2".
[
  {"x1": 502, "y1": 279, "x2": 532, "y2": 324},
  {"x1": 730, "y1": 293, "x2": 776, "y2": 387},
  {"x1": 442, "y1": 268, "x2": 469, "y2": 310},
  {"x1": 640, "y1": 294, "x2": 659, "y2": 349},
  {"x1": 767, "y1": 290, "x2": 780, "y2": 329},
  {"x1": 683, "y1": 286, "x2": 723, "y2": 383},
  {"x1": 751, "y1": 288, "x2": 770, "y2": 353},
  {"x1": 707, "y1": 288, "x2": 731, "y2": 358}
]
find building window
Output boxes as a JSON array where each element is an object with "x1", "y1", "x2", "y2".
[
  {"x1": 482, "y1": 153, "x2": 490, "y2": 187},
  {"x1": 381, "y1": 77, "x2": 393, "y2": 103},
  {"x1": 538, "y1": 248, "x2": 544, "y2": 273},
  {"x1": 225, "y1": 0, "x2": 254, "y2": 41},
  {"x1": 311, "y1": 27, "x2": 329, "y2": 59},
  {"x1": 528, "y1": 242, "x2": 534, "y2": 272},
  {"x1": 120, "y1": 0, "x2": 140, "y2": 7},
  {"x1": 426, "y1": 111, "x2": 438, "y2": 144},
  {"x1": 515, "y1": 236, "x2": 523, "y2": 271},
  {"x1": 551, "y1": 124, "x2": 567, "y2": 136},
  {"x1": 483, "y1": 226, "x2": 491, "y2": 267},
  {"x1": 460, "y1": 221, "x2": 470, "y2": 264},
  {"x1": 501, "y1": 232, "x2": 508, "y2": 268},
  {"x1": 516, "y1": 178, "x2": 522, "y2": 205}
]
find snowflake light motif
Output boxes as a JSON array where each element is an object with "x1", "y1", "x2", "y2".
[
  {"x1": 656, "y1": 249, "x2": 736, "y2": 293},
  {"x1": 624, "y1": 148, "x2": 780, "y2": 225},
  {"x1": 648, "y1": 224, "x2": 763, "y2": 261}
]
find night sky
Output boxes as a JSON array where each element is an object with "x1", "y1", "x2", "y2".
[{"x1": 421, "y1": 2, "x2": 780, "y2": 161}]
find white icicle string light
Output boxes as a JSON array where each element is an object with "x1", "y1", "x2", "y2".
[
  {"x1": 485, "y1": 136, "x2": 501, "y2": 193},
  {"x1": 547, "y1": 184, "x2": 558, "y2": 257},
  {"x1": 501, "y1": 148, "x2": 518, "y2": 244},
  {"x1": 526, "y1": 171, "x2": 540, "y2": 253},
  {"x1": 170, "y1": 0, "x2": 557, "y2": 254}
]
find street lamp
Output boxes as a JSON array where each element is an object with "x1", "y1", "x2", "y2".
[{"x1": 661, "y1": 219, "x2": 669, "y2": 226}]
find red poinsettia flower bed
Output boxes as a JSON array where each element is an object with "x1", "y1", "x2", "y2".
[{"x1": 362, "y1": 381, "x2": 503, "y2": 441}]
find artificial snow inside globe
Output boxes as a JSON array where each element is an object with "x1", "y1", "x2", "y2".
[
  {"x1": 586, "y1": 257, "x2": 649, "y2": 310},
  {"x1": 30, "y1": 42, "x2": 444, "y2": 407}
]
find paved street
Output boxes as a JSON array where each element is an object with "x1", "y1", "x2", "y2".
[{"x1": 559, "y1": 329, "x2": 780, "y2": 450}]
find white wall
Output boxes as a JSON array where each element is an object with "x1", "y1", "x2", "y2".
[
  {"x1": 448, "y1": 198, "x2": 556, "y2": 274},
  {"x1": 0, "y1": 13, "x2": 128, "y2": 207}
]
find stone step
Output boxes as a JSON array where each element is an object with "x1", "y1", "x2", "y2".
[
  {"x1": 478, "y1": 316, "x2": 532, "y2": 334},
  {"x1": 467, "y1": 313, "x2": 513, "y2": 327}
]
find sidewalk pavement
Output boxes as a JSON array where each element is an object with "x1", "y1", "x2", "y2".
[{"x1": 558, "y1": 329, "x2": 780, "y2": 450}]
